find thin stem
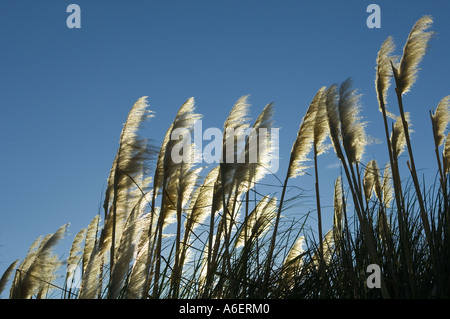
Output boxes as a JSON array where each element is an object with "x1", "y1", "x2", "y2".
[
  {"x1": 152, "y1": 182, "x2": 168, "y2": 298},
  {"x1": 313, "y1": 144, "x2": 323, "y2": 261},
  {"x1": 108, "y1": 164, "x2": 120, "y2": 299},
  {"x1": 263, "y1": 173, "x2": 289, "y2": 296},
  {"x1": 391, "y1": 68, "x2": 435, "y2": 263},
  {"x1": 378, "y1": 86, "x2": 414, "y2": 297},
  {"x1": 430, "y1": 110, "x2": 449, "y2": 219},
  {"x1": 337, "y1": 145, "x2": 390, "y2": 298}
]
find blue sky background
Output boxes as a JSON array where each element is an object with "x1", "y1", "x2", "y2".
[{"x1": 1, "y1": 0, "x2": 450, "y2": 294}]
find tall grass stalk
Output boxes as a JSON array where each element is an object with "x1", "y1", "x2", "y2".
[
  {"x1": 390, "y1": 15, "x2": 436, "y2": 273},
  {"x1": 264, "y1": 87, "x2": 326, "y2": 295}
]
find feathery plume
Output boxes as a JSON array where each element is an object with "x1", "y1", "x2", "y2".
[
  {"x1": 153, "y1": 123, "x2": 174, "y2": 197},
  {"x1": 444, "y1": 133, "x2": 450, "y2": 174},
  {"x1": 375, "y1": 36, "x2": 397, "y2": 118},
  {"x1": 282, "y1": 235, "x2": 305, "y2": 285},
  {"x1": 338, "y1": 78, "x2": 367, "y2": 164},
  {"x1": 180, "y1": 167, "x2": 203, "y2": 214},
  {"x1": 109, "y1": 193, "x2": 152, "y2": 298},
  {"x1": 163, "y1": 98, "x2": 201, "y2": 175},
  {"x1": 333, "y1": 176, "x2": 343, "y2": 234},
  {"x1": 326, "y1": 79, "x2": 368, "y2": 164},
  {"x1": 14, "y1": 236, "x2": 42, "y2": 276},
  {"x1": 373, "y1": 162, "x2": 383, "y2": 201},
  {"x1": 0, "y1": 260, "x2": 19, "y2": 297},
  {"x1": 9, "y1": 235, "x2": 43, "y2": 298},
  {"x1": 223, "y1": 96, "x2": 251, "y2": 136},
  {"x1": 103, "y1": 97, "x2": 156, "y2": 274},
  {"x1": 79, "y1": 219, "x2": 107, "y2": 299},
  {"x1": 322, "y1": 229, "x2": 335, "y2": 264},
  {"x1": 326, "y1": 84, "x2": 344, "y2": 160},
  {"x1": 235, "y1": 196, "x2": 276, "y2": 248},
  {"x1": 333, "y1": 176, "x2": 344, "y2": 246},
  {"x1": 235, "y1": 102, "x2": 275, "y2": 194},
  {"x1": 66, "y1": 228, "x2": 87, "y2": 286},
  {"x1": 220, "y1": 95, "x2": 251, "y2": 197},
  {"x1": 103, "y1": 96, "x2": 154, "y2": 218},
  {"x1": 391, "y1": 112, "x2": 412, "y2": 157},
  {"x1": 431, "y1": 96, "x2": 450, "y2": 146},
  {"x1": 78, "y1": 249, "x2": 105, "y2": 299},
  {"x1": 312, "y1": 229, "x2": 334, "y2": 269},
  {"x1": 125, "y1": 234, "x2": 150, "y2": 299},
  {"x1": 160, "y1": 97, "x2": 202, "y2": 220},
  {"x1": 206, "y1": 96, "x2": 251, "y2": 272},
  {"x1": 394, "y1": 15, "x2": 434, "y2": 95},
  {"x1": 313, "y1": 87, "x2": 330, "y2": 155},
  {"x1": 125, "y1": 208, "x2": 153, "y2": 300},
  {"x1": 160, "y1": 98, "x2": 201, "y2": 214},
  {"x1": 363, "y1": 159, "x2": 379, "y2": 201},
  {"x1": 176, "y1": 167, "x2": 217, "y2": 287},
  {"x1": 82, "y1": 215, "x2": 100, "y2": 274},
  {"x1": 382, "y1": 163, "x2": 394, "y2": 207},
  {"x1": 16, "y1": 224, "x2": 68, "y2": 299},
  {"x1": 288, "y1": 87, "x2": 323, "y2": 178},
  {"x1": 153, "y1": 97, "x2": 202, "y2": 297},
  {"x1": 185, "y1": 167, "x2": 220, "y2": 235},
  {"x1": 284, "y1": 236, "x2": 305, "y2": 267}
]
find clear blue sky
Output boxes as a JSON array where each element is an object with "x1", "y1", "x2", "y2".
[{"x1": 1, "y1": 0, "x2": 450, "y2": 293}]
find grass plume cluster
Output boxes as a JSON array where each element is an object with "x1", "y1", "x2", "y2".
[{"x1": 1, "y1": 15, "x2": 450, "y2": 299}]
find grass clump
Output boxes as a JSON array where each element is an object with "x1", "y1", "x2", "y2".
[{"x1": 1, "y1": 15, "x2": 450, "y2": 299}]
